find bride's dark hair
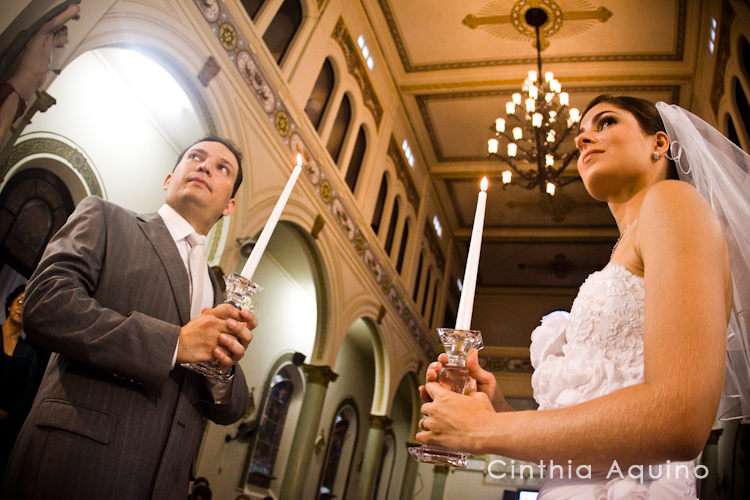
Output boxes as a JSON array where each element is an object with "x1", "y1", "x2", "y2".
[{"x1": 581, "y1": 95, "x2": 679, "y2": 180}]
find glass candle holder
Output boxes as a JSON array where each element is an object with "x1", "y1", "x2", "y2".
[
  {"x1": 181, "y1": 272, "x2": 262, "y2": 380},
  {"x1": 408, "y1": 327, "x2": 483, "y2": 468}
]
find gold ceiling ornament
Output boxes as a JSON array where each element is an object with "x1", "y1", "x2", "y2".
[
  {"x1": 463, "y1": 0, "x2": 612, "y2": 50},
  {"x1": 486, "y1": 7, "x2": 581, "y2": 199}
]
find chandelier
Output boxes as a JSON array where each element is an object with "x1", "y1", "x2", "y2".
[{"x1": 487, "y1": 7, "x2": 580, "y2": 197}]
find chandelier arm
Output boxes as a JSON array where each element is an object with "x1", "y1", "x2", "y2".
[
  {"x1": 548, "y1": 151, "x2": 581, "y2": 185},
  {"x1": 489, "y1": 153, "x2": 539, "y2": 182},
  {"x1": 551, "y1": 119, "x2": 577, "y2": 149}
]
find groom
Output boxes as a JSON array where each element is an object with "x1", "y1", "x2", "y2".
[{"x1": 2, "y1": 137, "x2": 255, "y2": 500}]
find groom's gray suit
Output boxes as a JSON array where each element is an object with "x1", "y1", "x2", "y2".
[{"x1": 2, "y1": 196, "x2": 248, "y2": 500}]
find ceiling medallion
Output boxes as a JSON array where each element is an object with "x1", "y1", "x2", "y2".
[
  {"x1": 463, "y1": 0, "x2": 612, "y2": 50},
  {"x1": 510, "y1": 0, "x2": 564, "y2": 42},
  {"x1": 518, "y1": 253, "x2": 576, "y2": 279}
]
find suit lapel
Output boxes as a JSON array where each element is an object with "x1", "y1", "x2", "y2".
[
  {"x1": 209, "y1": 269, "x2": 223, "y2": 307},
  {"x1": 137, "y1": 212, "x2": 191, "y2": 325}
]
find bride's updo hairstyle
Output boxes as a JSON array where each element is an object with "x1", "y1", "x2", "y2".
[{"x1": 581, "y1": 95, "x2": 679, "y2": 180}]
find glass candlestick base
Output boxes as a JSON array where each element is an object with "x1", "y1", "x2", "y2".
[
  {"x1": 408, "y1": 327, "x2": 483, "y2": 468},
  {"x1": 181, "y1": 272, "x2": 262, "y2": 380}
]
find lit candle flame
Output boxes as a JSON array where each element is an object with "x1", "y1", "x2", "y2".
[
  {"x1": 480, "y1": 176, "x2": 489, "y2": 192},
  {"x1": 296, "y1": 153, "x2": 303, "y2": 166}
]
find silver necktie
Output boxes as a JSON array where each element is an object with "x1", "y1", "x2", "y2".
[{"x1": 186, "y1": 232, "x2": 208, "y2": 319}]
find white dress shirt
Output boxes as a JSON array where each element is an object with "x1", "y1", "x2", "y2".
[{"x1": 157, "y1": 204, "x2": 233, "y2": 401}]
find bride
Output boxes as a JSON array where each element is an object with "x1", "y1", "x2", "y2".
[{"x1": 416, "y1": 95, "x2": 750, "y2": 498}]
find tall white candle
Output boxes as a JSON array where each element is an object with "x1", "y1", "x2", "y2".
[
  {"x1": 241, "y1": 153, "x2": 303, "y2": 280},
  {"x1": 455, "y1": 177, "x2": 488, "y2": 330}
]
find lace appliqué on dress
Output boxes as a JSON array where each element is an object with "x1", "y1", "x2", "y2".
[
  {"x1": 531, "y1": 263, "x2": 645, "y2": 410},
  {"x1": 529, "y1": 263, "x2": 697, "y2": 499}
]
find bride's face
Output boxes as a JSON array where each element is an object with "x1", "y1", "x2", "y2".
[{"x1": 575, "y1": 103, "x2": 659, "y2": 201}]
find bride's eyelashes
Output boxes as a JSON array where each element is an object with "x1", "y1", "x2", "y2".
[{"x1": 596, "y1": 114, "x2": 617, "y2": 131}]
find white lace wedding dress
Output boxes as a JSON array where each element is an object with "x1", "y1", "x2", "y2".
[{"x1": 530, "y1": 263, "x2": 698, "y2": 499}]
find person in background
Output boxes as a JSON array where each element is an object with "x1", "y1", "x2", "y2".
[{"x1": 0, "y1": 285, "x2": 43, "y2": 478}]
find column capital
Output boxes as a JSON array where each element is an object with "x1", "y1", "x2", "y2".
[
  {"x1": 303, "y1": 364, "x2": 339, "y2": 386},
  {"x1": 368, "y1": 414, "x2": 392, "y2": 430}
]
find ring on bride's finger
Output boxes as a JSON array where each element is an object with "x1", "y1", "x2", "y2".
[{"x1": 419, "y1": 417, "x2": 426, "y2": 431}]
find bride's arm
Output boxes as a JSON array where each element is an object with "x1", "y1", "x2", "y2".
[{"x1": 417, "y1": 180, "x2": 729, "y2": 470}]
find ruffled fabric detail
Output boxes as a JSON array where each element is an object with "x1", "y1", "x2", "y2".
[
  {"x1": 531, "y1": 264, "x2": 645, "y2": 410},
  {"x1": 531, "y1": 263, "x2": 696, "y2": 498}
]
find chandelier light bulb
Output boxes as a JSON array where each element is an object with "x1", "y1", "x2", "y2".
[
  {"x1": 484, "y1": 42, "x2": 579, "y2": 198},
  {"x1": 502, "y1": 170, "x2": 512, "y2": 184}
]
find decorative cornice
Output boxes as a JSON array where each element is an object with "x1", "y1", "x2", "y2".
[
  {"x1": 400, "y1": 73, "x2": 693, "y2": 93},
  {"x1": 386, "y1": 136, "x2": 420, "y2": 212},
  {"x1": 3, "y1": 137, "x2": 102, "y2": 197},
  {"x1": 332, "y1": 17, "x2": 383, "y2": 127},
  {"x1": 479, "y1": 354, "x2": 533, "y2": 374},
  {"x1": 417, "y1": 85, "x2": 681, "y2": 163},
  {"x1": 379, "y1": 0, "x2": 687, "y2": 73},
  {"x1": 193, "y1": 0, "x2": 435, "y2": 358},
  {"x1": 303, "y1": 364, "x2": 339, "y2": 386}
]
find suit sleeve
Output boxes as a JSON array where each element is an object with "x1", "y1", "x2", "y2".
[
  {"x1": 22, "y1": 196, "x2": 179, "y2": 397},
  {"x1": 198, "y1": 364, "x2": 249, "y2": 424}
]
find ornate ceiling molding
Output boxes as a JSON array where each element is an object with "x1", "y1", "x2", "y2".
[{"x1": 378, "y1": 0, "x2": 687, "y2": 73}]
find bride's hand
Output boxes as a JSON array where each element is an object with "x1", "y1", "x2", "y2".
[
  {"x1": 464, "y1": 350, "x2": 512, "y2": 412},
  {"x1": 418, "y1": 353, "x2": 448, "y2": 403},
  {"x1": 416, "y1": 381, "x2": 498, "y2": 454}
]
